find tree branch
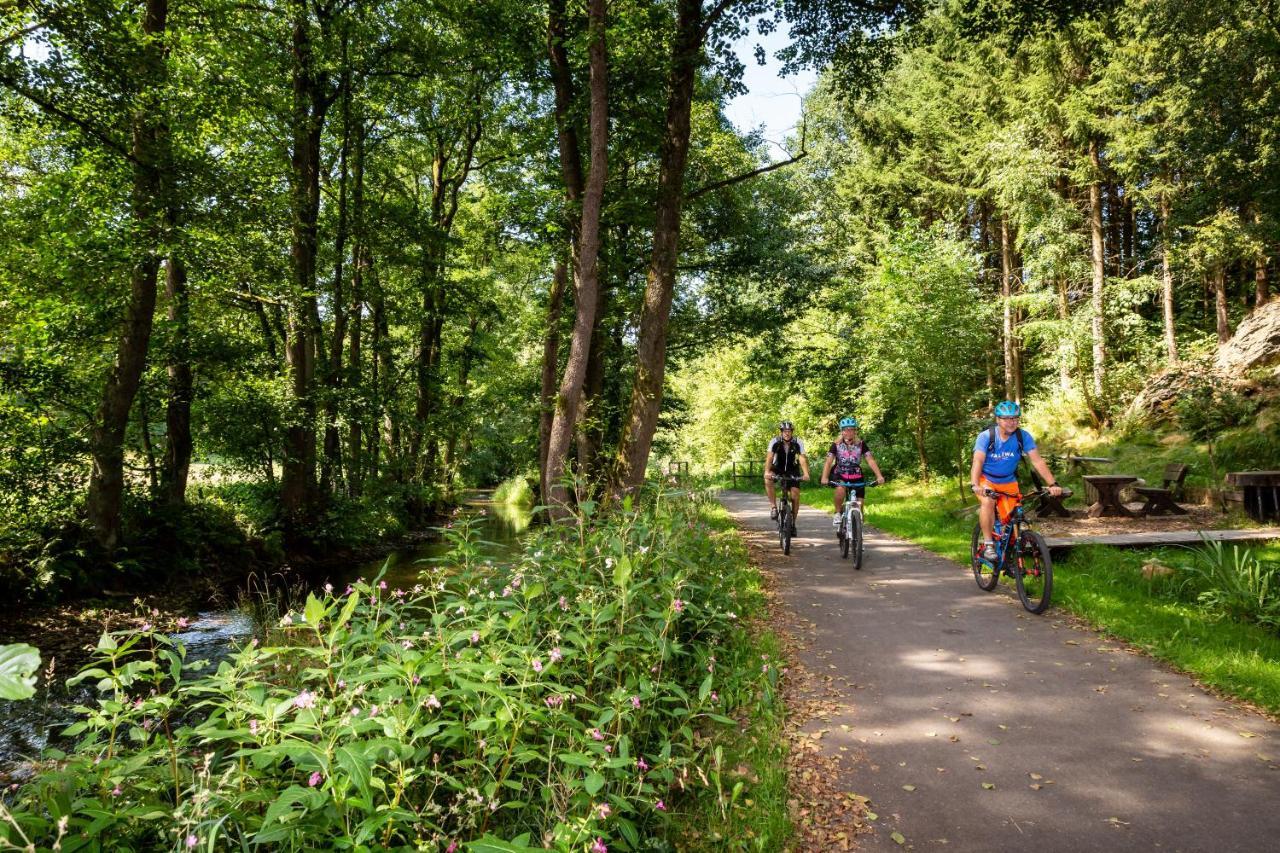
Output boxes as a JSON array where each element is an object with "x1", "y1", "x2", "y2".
[
  {"x1": 0, "y1": 71, "x2": 135, "y2": 164},
  {"x1": 685, "y1": 150, "x2": 806, "y2": 201}
]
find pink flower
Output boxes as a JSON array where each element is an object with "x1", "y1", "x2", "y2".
[
  {"x1": 558, "y1": 595, "x2": 569, "y2": 611},
  {"x1": 379, "y1": 580, "x2": 387, "y2": 590},
  {"x1": 411, "y1": 675, "x2": 421, "y2": 685},
  {"x1": 176, "y1": 617, "x2": 189, "y2": 630},
  {"x1": 502, "y1": 585, "x2": 513, "y2": 597},
  {"x1": 596, "y1": 803, "x2": 612, "y2": 819},
  {"x1": 394, "y1": 587, "x2": 405, "y2": 598},
  {"x1": 545, "y1": 695, "x2": 564, "y2": 709},
  {"x1": 249, "y1": 720, "x2": 259, "y2": 735},
  {"x1": 186, "y1": 835, "x2": 198, "y2": 848},
  {"x1": 637, "y1": 757, "x2": 649, "y2": 772},
  {"x1": 425, "y1": 694, "x2": 441, "y2": 710},
  {"x1": 710, "y1": 691, "x2": 719, "y2": 703},
  {"x1": 369, "y1": 705, "x2": 379, "y2": 717},
  {"x1": 630, "y1": 696, "x2": 641, "y2": 709},
  {"x1": 324, "y1": 583, "x2": 334, "y2": 594},
  {"x1": 308, "y1": 771, "x2": 322, "y2": 787},
  {"x1": 672, "y1": 599, "x2": 684, "y2": 613},
  {"x1": 111, "y1": 785, "x2": 122, "y2": 797},
  {"x1": 591, "y1": 840, "x2": 607, "y2": 853},
  {"x1": 549, "y1": 647, "x2": 563, "y2": 663},
  {"x1": 589, "y1": 728, "x2": 604, "y2": 741},
  {"x1": 292, "y1": 690, "x2": 316, "y2": 710},
  {"x1": 401, "y1": 639, "x2": 413, "y2": 650},
  {"x1": 531, "y1": 658, "x2": 543, "y2": 673},
  {"x1": 471, "y1": 631, "x2": 480, "y2": 644},
  {"x1": 655, "y1": 799, "x2": 666, "y2": 812},
  {"x1": 446, "y1": 843, "x2": 458, "y2": 853}
]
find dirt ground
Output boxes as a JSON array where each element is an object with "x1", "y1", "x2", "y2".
[{"x1": 1030, "y1": 501, "x2": 1230, "y2": 538}]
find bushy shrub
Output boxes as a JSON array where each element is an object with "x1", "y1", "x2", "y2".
[{"x1": 1, "y1": 490, "x2": 773, "y2": 851}]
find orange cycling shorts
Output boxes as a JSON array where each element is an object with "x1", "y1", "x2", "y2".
[{"x1": 979, "y1": 477, "x2": 1021, "y2": 525}]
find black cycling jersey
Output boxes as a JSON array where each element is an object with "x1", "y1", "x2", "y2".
[{"x1": 767, "y1": 436, "x2": 806, "y2": 477}]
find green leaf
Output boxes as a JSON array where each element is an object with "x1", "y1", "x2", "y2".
[
  {"x1": 612, "y1": 555, "x2": 633, "y2": 588},
  {"x1": 303, "y1": 593, "x2": 325, "y2": 627},
  {"x1": 96, "y1": 633, "x2": 118, "y2": 652},
  {"x1": 336, "y1": 745, "x2": 371, "y2": 802},
  {"x1": 466, "y1": 836, "x2": 543, "y2": 853},
  {"x1": 0, "y1": 643, "x2": 41, "y2": 701},
  {"x1": 557, "y1": 752, "x2": 594, "y2": 767},
  {"x1": 698, "y1": 672, "x2": 713, "y2": 703},
  {"x1": 583, "y1": 772, "x2": 604, "y2": 796}
]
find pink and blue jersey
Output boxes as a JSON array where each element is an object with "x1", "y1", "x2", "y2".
[{"x1": 974, "y1": 428, "x2": 1036, "y2": 484}]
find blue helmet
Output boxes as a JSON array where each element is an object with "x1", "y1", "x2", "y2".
[
  {"x1": 993, "y1": 400, "x2": 1022, "y2": 418},
  {"x1": 838, "y1": 416, "x2": 859, "y2": 429}
]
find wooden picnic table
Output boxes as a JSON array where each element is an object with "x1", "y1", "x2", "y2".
[
  {"x1": 1082, "y1": 474, "x2": 1143, "y2": 518},
  {"x1": 1225, "y1": 471, "x2": 1280, "y2": 522}
]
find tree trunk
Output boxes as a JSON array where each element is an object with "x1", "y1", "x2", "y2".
[
  {"x1": 84, "y1": 0, "x2": 168, "y2": 550},
  {"x1": 443, "y1": 315, "x2": 482, "y2": 485},
  {"x1": 281, "y1": 0, "x2": 331, "y2": 531},
  {"x1": 544, "y1": 0, "x2": 608, "y2": 516},
  {"x1": 1000, "y1": 216, "x2": 1016, "y2": 400},
  {"x1": 321, "y1": 57, "x2": 353, "y2": 496},
  {"x1": 1122, "y1": 190, "x2": 1135, "y2": 277},
  {"x1": 161, "y1": 255, "x2": 193, "y2": 506},
  {"x1": 1106, "y1": 181, "x2": 1121, "y2": 279},
  {"x1": 1214, "y1": 266, "x2": 1230, "y2": 343},
  {"x1": 1159, "y1": 192, "x2": 1179, "y2": 363},
  {"x1": 1055, "y1": 276, "x2": 1072, "y2": 393},
  {"x1": 1258, "y1": 253, "x2": 1271, "y2": 308},
  {"x1": 537, "y1": 259, "x2": 568, "y2": 487},
  {"x1": 1088, "y1": 139, "x2": 1106, "y2": 400},
  {"x1": 612, "y1": 0, "x2": 701, "y2": 496},
  {"x1": 576, "y1": 280, "x2": 610, "y2": 492},
  {"x1": 347, "y1": 116, "x2": 367, "y2": 496}
]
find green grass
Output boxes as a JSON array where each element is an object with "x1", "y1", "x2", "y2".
[
  {"x1": 721, "y1": 476, "x2": 1280, "y2": 715},
  {"x1": 671, "y1": 500, "x2": 792, "y2": 850}
]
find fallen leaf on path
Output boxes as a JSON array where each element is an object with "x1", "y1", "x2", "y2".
[
  {"x1": 902, "y1": 784, "x2": 916, "y2": 792},
  {"x1": 891, "y1": 831, "x2": 905, "y2": 845},
  {"x1": 982, "y1": 782, "x2": 995, "y2": 790}
]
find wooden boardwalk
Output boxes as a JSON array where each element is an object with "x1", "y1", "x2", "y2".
[{"x1": 1043, "y1": 527, "x2": 1280, "y2": 549}]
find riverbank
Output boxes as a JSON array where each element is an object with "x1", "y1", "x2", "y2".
[{"x1": 0, "y1": 488, "x2": 791, "y2": 850}]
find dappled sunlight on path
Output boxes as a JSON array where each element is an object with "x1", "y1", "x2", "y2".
[{"x1": 719, "y1": 490, "x2": 1280, "y2": 852}]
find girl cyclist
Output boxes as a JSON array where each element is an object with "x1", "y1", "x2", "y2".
[{"x1": 820, "y1": 416, "x2": 885, "y2": 526}]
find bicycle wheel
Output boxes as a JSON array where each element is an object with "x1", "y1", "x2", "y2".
[
  {"x1": 972, "y1": 524, "x2": 998, "y2": 591},
  {"x1": 839, "y1": 511, "x2": 850, "y2": 559},
  {"x1": 1014, "y1": 530, "x2": 1053, "y2": 614},
  {"x1": 780, "y1": 506, "x2": 792, "y2": 555},
  {"x1": 851, "y1": 511, "x2": 865, "y2": 571}
]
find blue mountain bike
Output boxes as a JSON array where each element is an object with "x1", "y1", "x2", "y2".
[{"x1": 971, "y1": 487, "x2": 1069, "y2": 614}]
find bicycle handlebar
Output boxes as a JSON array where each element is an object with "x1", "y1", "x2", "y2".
[{"x1": 978, "y1": 486, "x2": 1073, "y2": 500}]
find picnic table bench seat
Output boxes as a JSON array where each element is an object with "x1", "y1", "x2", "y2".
[{"x1": 1132, "y1": 463, "x2": 1190, "y2": 516}]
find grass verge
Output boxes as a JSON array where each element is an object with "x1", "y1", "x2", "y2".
[{"x1": 721, "y1": 476, "x2": 1280, "y2": 716}]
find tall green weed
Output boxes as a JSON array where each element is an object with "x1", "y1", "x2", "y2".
[{"x1": 0, "y1": 491, "x2": 779, "y2": 851}]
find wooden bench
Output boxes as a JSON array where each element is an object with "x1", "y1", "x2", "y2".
[{"x1": 1132, "y1": 463, "x2": 1189, "y2": 516}]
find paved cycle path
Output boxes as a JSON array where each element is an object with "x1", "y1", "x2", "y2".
[{"x1": 719, "y1": 490, "x2": 1280, "y2": 852}]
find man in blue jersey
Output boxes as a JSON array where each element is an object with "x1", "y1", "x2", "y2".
[{"x1": 969, "y1": 401, "x2": 1063, "y2": 562}]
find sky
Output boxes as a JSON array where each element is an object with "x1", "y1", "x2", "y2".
[{"x1": 721, "y1": 22, "x2": 819, "y2": 160}]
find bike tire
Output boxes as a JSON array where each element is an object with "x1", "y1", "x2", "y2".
[
  {"x1": 839, "y1": 514, "x2": 850, "y2": 559},
  {"x1": 1014, "y1": 530, "x2": 1053, "y2": 614},
  {"x1": 852, "y1": 511, "x2": 864, "y2": 571},
  {"x1": 780, "y1": 505, "x2": 792, "y2": 555},
  {"x1": 972, "y1": 524, "x2": 998, "y2": 591}
]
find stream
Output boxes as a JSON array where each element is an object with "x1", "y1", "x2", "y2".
[{"x1": 0, "y1": 496, "x2": 531, "y2": 779}]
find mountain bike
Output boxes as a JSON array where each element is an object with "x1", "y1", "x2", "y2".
[
  {"x1": 771, "y1": 474, "x2": 803, "y2": 555},
  {"x1": 834, "y1": 480, "x2": 878, "y2": 569},
  {"x1": 971, "y1": 486, "x2": 1070, "y2": 614}
]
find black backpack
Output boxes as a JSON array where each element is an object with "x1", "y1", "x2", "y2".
[{"x1": 986, "y1": 425, "x2": 1042, "y2": 489}]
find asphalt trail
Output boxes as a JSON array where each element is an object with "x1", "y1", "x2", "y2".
[{"x1": 719, "y1": 490, "x2": 1280, "y2": 852}]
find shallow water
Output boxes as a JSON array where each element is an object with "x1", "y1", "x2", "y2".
[{"x1": 0, "y1": 498, "x2": 530, "y2": 777}]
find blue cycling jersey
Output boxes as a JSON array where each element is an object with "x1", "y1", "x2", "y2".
[{"x1": 974, "y1": 427, "x2": 1036, "y2": 484}]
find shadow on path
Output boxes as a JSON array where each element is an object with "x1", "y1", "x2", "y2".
[{"x1": 719, "y1": 490, "x2": 1280, "y2": 852}]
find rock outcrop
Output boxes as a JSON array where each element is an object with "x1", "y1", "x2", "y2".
[{"x1": 1217, "y1": 299, "x2": 1280, "y2": 376}]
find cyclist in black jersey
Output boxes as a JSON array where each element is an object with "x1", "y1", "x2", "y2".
[
  {"x1": 765, "y1": 421, "x2": 810, "y2": 523},
  {"x1": 820, "y1": 417, "x2": 885, "y2": 525}
]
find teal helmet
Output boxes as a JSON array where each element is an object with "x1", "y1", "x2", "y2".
[
  {"x1": 838, "y1": 416, "x2": 859, "y2": 429},
  {"x1": 993, "y1": 400, "x2": 1022, "y2": 418}
]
